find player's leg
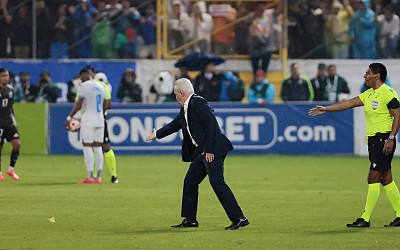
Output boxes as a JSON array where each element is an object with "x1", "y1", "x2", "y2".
[
  {"x1": 103, "y1": 120, "x2": 118, "y2": 183},
  {"x1": 80, "y1": 125, "x2": 96, "y2": 184},
  {"x1": 381, "y1": 170, "x2": 400, "y2": 226},
  {"x1": 93, "y1": 127, "x2": 104, "y2": 183},
  {"x1": 5, "y1": 125, "x2": 21, "y2": 181}
]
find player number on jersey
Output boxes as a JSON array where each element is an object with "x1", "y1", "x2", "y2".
[
  {"x1": 96, "y1": 94, "x2": 102, "y2": 113},
  {"x1": 2, "y1": 99, "x2": 8, "y2": 107}
]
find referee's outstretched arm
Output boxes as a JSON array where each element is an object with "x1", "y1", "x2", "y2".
[{"x1": 308, "y1": 96, "x2": 363, "y2": 116}]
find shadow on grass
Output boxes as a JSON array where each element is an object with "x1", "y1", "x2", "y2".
[
  {"x1": 108, "y1": 228, "x2": 222, "y2": 235},
  {"x1": 21, "y1": 182, "x2": 78, "y2": 186},
  {"x1": 306, "y1": 229, "x2": 367, "y2": 235}
]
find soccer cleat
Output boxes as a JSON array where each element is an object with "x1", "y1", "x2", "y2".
[
  {"x1": 225, "y1": 217, "x2": 250, "y2": 230},
  {"x1": 111, "y1": 176, "x2": 119, "y2": 184},
  {"x1": 94, "y1": 178, "x2": 102, "y2": 184},
  {"x1": 0, "y1": 173, "x2": 4, "y2": 181},
  {"x1": 79, "y1": 178, "x2": 95, "y2": 184},
  {"x1": 385, "y1": 217, "x2": 400, "y2": 227},
  {"x1": 6, "y1": 169, "x2": 19, "y2": 181},
  {"x1": 347, "y1": 218, "x2": 370, "y2": 228}
]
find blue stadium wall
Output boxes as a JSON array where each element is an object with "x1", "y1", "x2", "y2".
[{"x1": 49, "y1": 103, "x2": 354, "y2": 155}]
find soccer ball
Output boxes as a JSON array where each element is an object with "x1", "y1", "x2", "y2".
[{"x1": 68, "y1": 118, "x2": 81, "y2": 132}]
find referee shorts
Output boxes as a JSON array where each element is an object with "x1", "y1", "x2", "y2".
[
  {"x1": 103, "y1": 119, "x2": 110, "y2": 144},
  {"x1": 368, "y1": 132, "x2": 396, "y2": 171}
]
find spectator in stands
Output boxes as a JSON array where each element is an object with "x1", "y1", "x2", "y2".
[
  {"x1": 111, "y1": 0, "x2": 140, "y2": 34},
  {"x1": 376, "y1": 7, "x2": 400, "y2": 58},
  {"x1": 12, "y1": 4, "x2": 31, "y2": 59},
  {"x1": 311, "y1": 63, "x2": 328, "y2": 101},
  {"x1": 106, "y1": 0, "x2": 122, "y2": 18},
  {"x1": 288, "y1": 0, "x2": 305, "y2": 58},
  {"x1": 35, "y1": 71, "x2": 60, "y2": 103},
  {"x1": 324, "y1": 64, "x2": 350, "y2": 102},
  {"x1": 117, "y1": 68, "x2": 142, "y2": 103},
  {"x1": 220, "y1": 71, "x2": 245, "y2": 102},
  {"x1": 14, "y1": 72, "x2": 38, "y2": 103},
  {"x1": 325, "y1": 0, "x2": 354, "y2": 59},
  {"x1": 114, "y1": 28, "x2": 138, "y2": 59},
  {"x1": 0, "y1": 0, "x2": 13, "y2": 58},
  {"x1": 111, "y1": 0, "x2": 141, "y2": 58},
  {"x1": 138, "y1": 4, "x2": 157, "y2": 59},
  {"x1": 193, "y1": 61, "x2": 221, "y2": 102},
  {"x1": 247, "y1": 70, "x2": 275, "y2": 104},
  {"x1": 234, "y1": 4, "x2": 250, "y2": 54},
  {"x1": 174, "y1": 65, "x2": 192, "y2": 83},
  {"x1": 92, "y1": 0, "x2": 115, "y2": 59},
  {"x1": 281, "y1": 63, "x2": 314, "y2": 102},
  {"x1": 349, "y1": 0, "x2": 376, "y2": 59},
  {"x1": 249, "y1": 2, "x2": 276, "y2": 77},
  {"x1": 168, "y1": 1, "x2": 189, "y2": 53},
  {"x1": 35, "y1": 0, "x2": 52, "y2": 59},
  {"x1": 50, "y1": 4, "x2": 72, "y2": 59},
  {"x1": 70, "y1": 0, "x2": 97, "y2": 58},
  {"x1": 185, "y1": 1, "x2": 213, "y2": 53},
  {"x1": 209, "y1": 1, "x2": 237, "y2": 55},
  {"x1": 287, "y1": 0, "x2": 307, "y2": 58},
  {"x1": 297, "y1": 0, "x2": 326, "y2": 58},
  {"x1": 8, "y1": 70, "x2": 17, "y2": 90},
  {"x1": 67, "y1": 75, "x2": 81, "y2": 103}
]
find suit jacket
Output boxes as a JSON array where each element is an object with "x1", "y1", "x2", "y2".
[{"x1": 156, "y1": 94, "x2": 233, "y2": 162}]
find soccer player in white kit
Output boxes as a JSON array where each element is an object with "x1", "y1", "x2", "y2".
[{"x1": 65, "y1": 68, "x2": 107, "y2": 184}]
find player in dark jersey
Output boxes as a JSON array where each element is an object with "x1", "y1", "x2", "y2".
[{"x1": 0, "y1": 68, "x2": 21, "y2": 181}]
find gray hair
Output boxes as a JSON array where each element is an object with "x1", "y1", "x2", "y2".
[{"x1": 174, "y1": 78, "x2": 194, "y2": 94}]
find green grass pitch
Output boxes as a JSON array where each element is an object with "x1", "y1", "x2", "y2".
[{"x1": 1, "y1": 154, "x2": 400, "y2": 249}]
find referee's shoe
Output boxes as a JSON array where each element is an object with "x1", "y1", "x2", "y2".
[
  {"x1": 347, "y1": 218, "x2": 370, "y2": 228},
  {"x1": 385, "y1": 217, "x2": 400, "y2": 227}
]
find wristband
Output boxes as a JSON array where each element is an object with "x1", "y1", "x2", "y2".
[{"x1": 66, "y1": 116, "x2": 72, "y2": 121}]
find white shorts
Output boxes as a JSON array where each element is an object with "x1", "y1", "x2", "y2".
[{"x1": 80, "y1": 125, "x2": 104, "y2": 144}]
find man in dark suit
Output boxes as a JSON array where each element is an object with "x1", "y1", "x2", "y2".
[{"x1": 146, "y1": 78, "x2": 249, "y2": 230}]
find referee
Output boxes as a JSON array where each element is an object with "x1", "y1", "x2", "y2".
[{"x1": 309, "y1": 63, "x2": 400, "y2": 227}]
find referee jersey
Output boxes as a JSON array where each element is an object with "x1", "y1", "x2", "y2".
[{"x1": 359, "y1": 84, "x2": 400, "y2": 136}]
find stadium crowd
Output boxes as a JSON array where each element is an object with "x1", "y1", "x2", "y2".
[
  {"x1": 1, "y1": 0, "x2": 400, "y2": 103},
  {"x1": 1, "y1": 0, "x2": 400, "y2": 60}
]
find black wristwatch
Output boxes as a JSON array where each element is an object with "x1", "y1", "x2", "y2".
[{"x1": 389, "y1": 135, "x2": 395, "y2": 140}]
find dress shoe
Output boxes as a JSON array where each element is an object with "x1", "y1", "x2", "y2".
[
  {"x1": 385, "y1": 217, "x2": 400, "y2": 227},
  {"x1": 347, "y1": 218, "x2": 370, "y2": 228},
  {"x1": 171, "y1": 219, "x2": 199, "y2": 228},
  {"x1": 225, "y1": 217, "x2": 250, "y2": 230}
]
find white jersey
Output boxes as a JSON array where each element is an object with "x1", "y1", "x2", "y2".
[{"x1": 78, "y1": 79, "x2": 106, "y2": 127}]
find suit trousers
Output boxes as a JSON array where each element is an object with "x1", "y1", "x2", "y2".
[{"x1": 181, "y1": 153, "x2": 244, "y2": 222}]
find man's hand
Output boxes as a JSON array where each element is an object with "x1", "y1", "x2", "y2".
[
  {"x1": 65, "y1": 116, "x2": 71, "y2": 130},
  {"x1": 145, "y1": 129, "x2": 157, "y2": 141},
  {"x1": 384, "y1": 139, "x2": 395, "y2": 155},
  {"x1": 205, "y1": 153, "x2": 214, "y2": 163},
  {"x1": 309, "y1": 105, "x2": 327, "y2": 116}
]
